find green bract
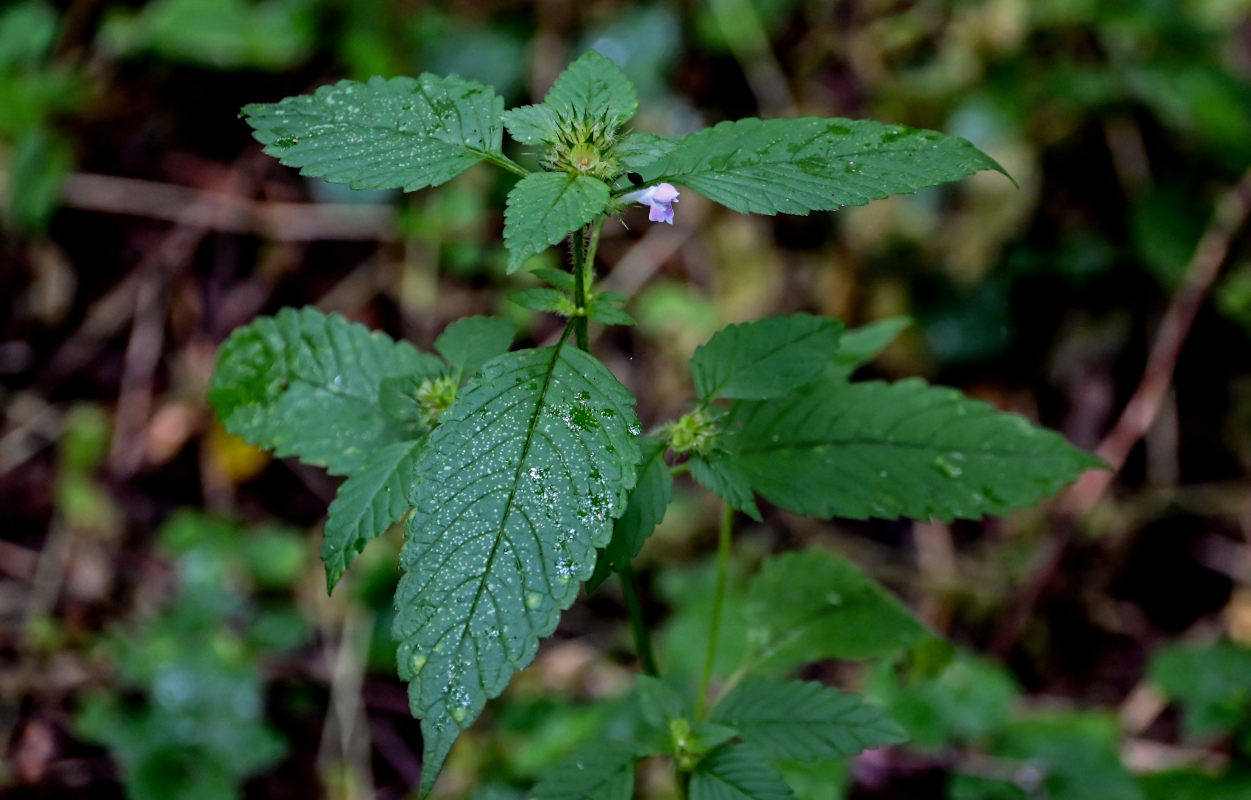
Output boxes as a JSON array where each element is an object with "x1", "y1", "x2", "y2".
[{"x1": 210, "y1": 49, "x2": 1103, "y2": 797}]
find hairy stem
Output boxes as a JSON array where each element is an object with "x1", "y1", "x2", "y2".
[
  {"x1": 620, "y1": 565, "x2": 659, "y2": 676},
  {"x1": 572, "y1": 227, "x2": 589, "y2": 351},
  {"x1": 568, "y1": 220, "x2": 660, "y2": 678},
  {"x1": 695, "y1": 502, "x2": 734, "y2": 720}
]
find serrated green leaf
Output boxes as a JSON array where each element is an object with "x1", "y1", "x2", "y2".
[
  {"x1": 504, "y1": 172, "x2": 611, "y2": 273},
  {"x1": 529, "y1": 738, "x2": 637, "y2": 800},
  {"x1": 434, "y1": 316, "x2": 516, "y2": 386},
  {"x1": 394, "y1": 345, "x2": 641, "y2": 794},
  {"x1": 691, "y1": 745, "x2": 796, "y2": 800},
  {"x1": 509, "y1": 288, "x2": 575, "y2": 315},
  {"x1": 542, "y1": 49, "x2": 637, "y2": 128},
  {"x1": 745, "y1": 549, "x2": 927, "y2": 670},
  {"x1": 635, "y1": 674, "x2": 690, "y2": 727},
  {"x1": 207, "y1": 307, "x2": 443, "y2": 476},
  {"x1": 774, "y1": 758, "x2": 850, "y2": 800},
  {"x1": 712, "y1": 678, "x2": 907, "y2": 760},
  {"x1": 722, "y1": 377, "x2": 1103, "y2": 522},
  {"x1": 379, "y1": 374, "x2": 434, "y2": 425},
  {"x1": 529, "y1": 267, "x2": 577, "y2": 291},
  {"x1": 689, "y1": 453, "x2": 761, "y2": 522},
  {"x1": 692, "y1": 315, "x2": 844, "y2": 401},
  {"x1": 615, "y1": 132, "x2": 677, "y2": 172},
  {"x1": 639, "y1": 117, "x2": 1008, "y2": 216},
  {"x1": 587, "y1": 296, "x2": 636, "y2": 327},
  {"x1": 242, "y1": 74, "x2": 504, "y2": 193},
  {"x1": 502, "y1": 103, "x2": 561, "y2": 146},
  {"x1": 322, "y1": 439, "x2": 422, "y2": 591},
  {"x1": 602, "y1": 436, "x2": 672, "y2": 571},
  {"x1": 831, "y1": 317, "x2": 911, "y2": 378}
]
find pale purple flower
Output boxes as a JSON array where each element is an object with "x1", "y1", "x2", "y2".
[{"x1": 624, "y1": 182, "x2": 680, "y2": 224}]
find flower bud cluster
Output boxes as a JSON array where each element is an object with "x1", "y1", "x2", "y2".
[{"x1": 545, "y1": 117, "x2": 621, "y2": 182}]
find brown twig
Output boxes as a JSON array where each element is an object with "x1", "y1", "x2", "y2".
[
  {"x1": 1068, "y1": 167, "x2": 1251, "y2": 516},
  {"x1": 0, "y1": 169, "x2": 397, "y2": 241},
  {"x1": 991, "y1": 167, "x2": 1251, "y2": 656}
]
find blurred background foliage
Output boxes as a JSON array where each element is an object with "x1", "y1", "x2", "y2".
[{"x1": 3, "y1": 0, "x2": 1251, "y2": 798}]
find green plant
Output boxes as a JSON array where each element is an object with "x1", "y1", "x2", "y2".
[
  {"x1": 77, "y1": 511, "x2": 308, "y2": 800},
  {"x1": 207, "y1": 50, "x2": 1100, "y2": 797}
]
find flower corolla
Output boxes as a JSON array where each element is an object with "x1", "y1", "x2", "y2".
[{"x1": 624, "y1": 182, "x2": 680, "y2": 224}]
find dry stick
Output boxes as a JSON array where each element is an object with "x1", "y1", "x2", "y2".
[
  {"x1": 991, "y1": 167, "x2": 1251, "y2": 657},
  {"x1": 1070, "y1": 166, "x2": 1251, "y2": 515},
  {"x1": 317, "y1": 608, "x2": 377, "y2": 800},
  {"x1": 0, "y1": 170, "x2": 398, "y2": 241},
  {"x1": 106, "y1": 167, "x2": 253, "y2": 476}
]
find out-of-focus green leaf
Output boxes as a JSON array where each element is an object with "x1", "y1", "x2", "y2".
[
  {"x1": 101, "y1": 0, "x2": 317, "y2": 70},
  {"x1": 3, "y1": 125, "x2": 71, "y2": 232},
  {"x1": 745, "y1": 548, "x2": 927, "y2": 670},
  {"x1": 1138, "y1": 769, "x2": 1251, "y2": 800},
  {"x1": 989, "y1": 712, "x2": 1142, "y2": 800},
  {"x1": 690, "y1": 744, "x2": 796, "y2": 800},
  {"x1": 1149, "y1": 640, "x2": 1251, "y2": 740},
  {"x1": 530, "y1": 738, "x2": 638, "y2": 800},
  {"x1": 866, "y1": 652, "x2": 1018, "y2": 748},
  {"x1": 0, "y1": 1, "x2": 58, "y2": 70},
  {"x1": 689, "y1": 452, "x2": 761, "y2": 522},
  {"x1": 711, "y1": 677, "x2": 907, "y2": 760}
]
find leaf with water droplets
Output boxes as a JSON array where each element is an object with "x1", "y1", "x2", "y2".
[
  {"x1": 394, "y1": 344, "x2": 640, "y2": 794},
  {"x1": 711, "y1": 677, "x2": 908, "y2": 760},
  {"x1": 208, "y1": 308, "x2": 442, "y2": 591},
  {"x1": 722, "y1": 377, "x2": 1103, "y2": 522},
  {"x1": 504, "y1": 172, "x2": 611, "y2": 273},
  {"x1": 242, "y1": 74, "x2": 505, "y2": 192},
  {"x1": 745, "y1": 548, "x2": 927, "y2": 671},
  {"x1": 208, "y1": 306, "x2": 442, "y2": 477},
  {"x1": 588, "y1": 435, "x2": 672, "y2": 590},
  {"x1": 502, "y1": 49, "x2": 637, "y2": 151},
  {"x1": 638, "y1": 117, "x2": 1009, "y2": 216}
]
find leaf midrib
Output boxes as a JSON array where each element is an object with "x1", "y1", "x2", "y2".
[
  {"x1": 735, "y1": 437, "x2": 1070, "y2": 460},
  {"x1": 454, "y1": 342, "x2": 567, "y2": 686},
  {"x1": 271, "y1": 110, "x2": 498, "y2": 158}
]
